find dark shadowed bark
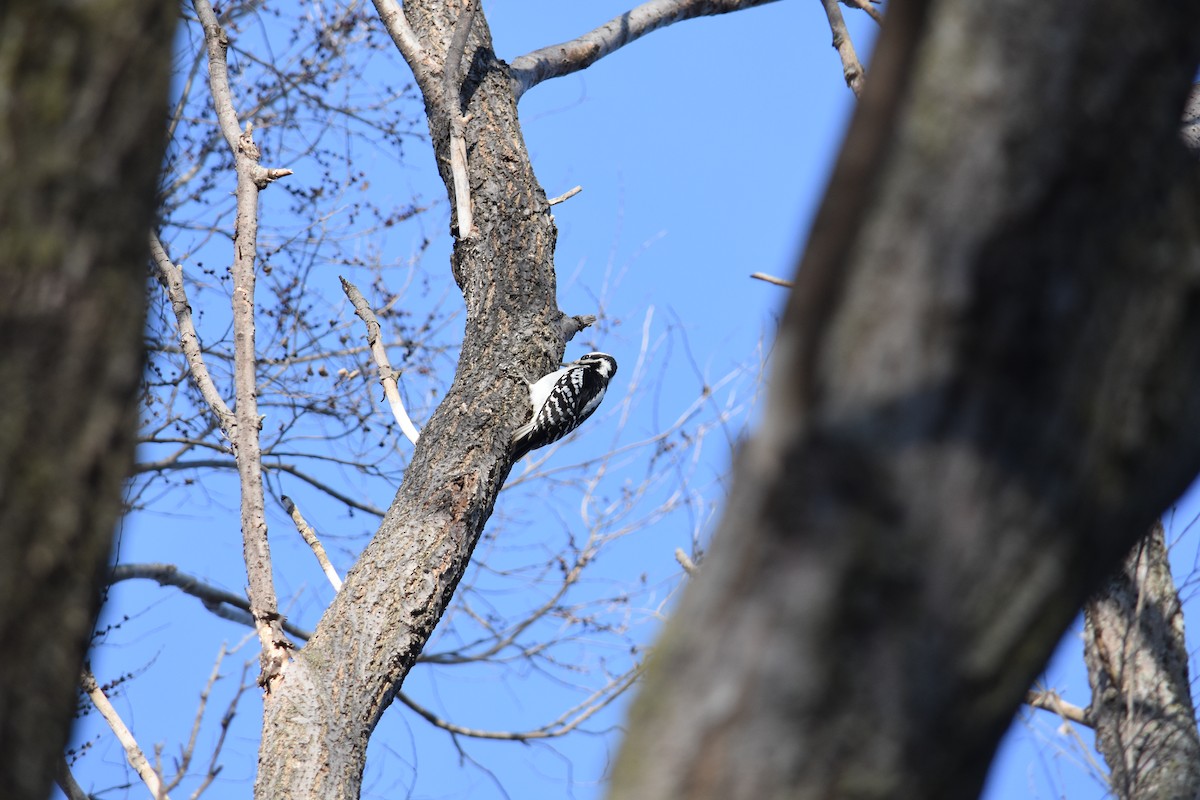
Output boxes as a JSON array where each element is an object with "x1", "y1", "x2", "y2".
[
  {"x1": 1085, "y1": 522, "x2": 1200, "y2": 799},
  {"x1": 0, "y1": 2, "x2": 175, "y2": 799},
  {"x1": 607, "y1": 0, "x2": 1200, "y2": 798}
]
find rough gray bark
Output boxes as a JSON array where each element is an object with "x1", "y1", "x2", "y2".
[
  {"x1": 1085, "y1": 522, "x2": 1200, "y2": 800},
  {"x1": 254, "y1": 3, "x2": 570, "y2": 797},
  {"x1": 0, "y1": 2, "x2": 175, "y2": 799},
  {"x1": 607, "y1": 0, "x2": 1200, "y2": 797}
]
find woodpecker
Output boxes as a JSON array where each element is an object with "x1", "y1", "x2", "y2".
[{"x1": 511, "y1": 352, "x2": 618, "y2": 460}]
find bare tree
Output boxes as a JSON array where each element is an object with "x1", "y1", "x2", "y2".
[
  {"x1": 606, "y1": 0, "x2": 1200, "y2": 798},
  {"x1": 57, "y1": 0, "x2": 1200, "y2": 798},
  {"x1": 70, "y1": 1, "x2": 782, "y2": 797},
  {"x1": 0, "y1": 3, "x2": 176, "y2": 800}
]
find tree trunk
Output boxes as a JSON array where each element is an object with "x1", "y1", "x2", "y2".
[
  {"x1": 254, "y1": 3, "x2": 573, "y2": 797},
  {"x1": 608, "y1": 0, "x2": 1200, "y2": 798},
  {"x1": 0, "y1": 3, "x2": 175, "y2": 799},
  {"x1": 1085, "y1": 522, "x2": 1200, "y2": 799}
]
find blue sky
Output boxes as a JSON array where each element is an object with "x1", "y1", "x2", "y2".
[{"x1": 58, "y1": 3, "x2": 1199, "y2": 799}]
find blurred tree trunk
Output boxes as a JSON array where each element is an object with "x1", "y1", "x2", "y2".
[
  {"x1": 607, "y1": 0, "x2": 1200, "y2": 798},
  {"x1": 1085, "y1": 522, "x2": 1200, "y2": 799},
  {"x1": 0, "y1": 3, "x2": 175, "y2": 799}
]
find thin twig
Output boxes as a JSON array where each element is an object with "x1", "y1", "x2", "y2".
[
  {"x1": 82, "y1": 668, "x2": 171, "y2": 800},
  {"x1": 282, "y1": 495, "x2": 343, "y2": 591},
  {"x1": 842, "y1": 0, "x2": 883, "y2": 26},
  {"x1": 820, "y1": 0, "x2": 865, "y2": 97},
  {"x1": 109, "y1": 563, "x2": 313, "y2": 641},
  {"x1": 509, "y1": 0, "x2": 780, "y2": 98},
  {"x1": 750, "y1": 271, "x2": 794, "y2": 288},
  {"x1": 149, "y1": 233, "x2": 235, "y2": 432},
  {"x1": 340, "y1": 276, "x2": 422, "y2": 445},
  {"x1": 547, "y1": 185, "x2": 582, "y2": 206},
  {"x1": 398, "y1": 663, "x2": 641, "y2": 739},
  {"x1": 190, "y1": 659, "x2": 253, "y2": 800},
  {"x1": 161, "y1": 644, "x2": 227, "y2": 794}
]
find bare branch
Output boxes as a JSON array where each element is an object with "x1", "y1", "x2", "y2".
[
  {"x1": 370, "y1": 0, "x2": 434, "y2": 91},
  {"x1": 547, "y1": 185, "x2": 582, "y2": 206},
  {"x1": 820, "y1": 0, "x2": 865, "y2": 97},
  {"x1": 191, "y1": 0, "x2": 242, "y2": 153},
  {"x1": 194, "y1": 0, "x2": 291, "y2": 687},
  {"x1": 149, "y1": 233, "x2": 235, "y2": 432},
  {"x1": 558, "y1": 313, "x2": 597, "y2": 343},
  {"x1": 109, "y1": 563, "x2": 313, "y2": 642},
  {"x1": 282, "y1": 495, "x2": 344, "y2": 591},
  {"x1": 55, "y1": 759, "x2": 89, "y2": 800},
  {"x1": 340, "y1": 276, "x2": 422, "y2": 445},
  {"x1": 398, "y1": 663, "x2": 641, "y2": 740},
  {"x1": 191, "y1": 0, "x2": 294, "y2": 187},
  {"x1": 509, "y1": 0, "x2": 780, "y2": 98},
  {"x1": 161, "y1": 644, "x2": 227, "y2": 795},
  {"x1": 1026, "y1": 688, "x2": 1092, "y2": 727},
  {"x1": 190, "y1": 658, "x2": 253, "y2": 800},
  {"x1": 82, "y1": 668, "x2": 171, "y2": 800},
  {"x1": 674, "y1": 547, "x2": 699, "y2": 576},
  {"x1": 749, "y1": 271, "x2": 794, "y2": 288},
  {"x1": 842, "y1": 0, "x2": 883, "y2": 26}
]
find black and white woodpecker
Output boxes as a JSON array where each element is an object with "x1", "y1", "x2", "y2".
[{"x1": 511, "y1": 352, "x2": 618, "y2": 460}]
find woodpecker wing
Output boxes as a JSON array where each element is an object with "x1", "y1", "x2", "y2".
[{"x1": 512, "y1": 359, "x2": 612, "y2": 460}]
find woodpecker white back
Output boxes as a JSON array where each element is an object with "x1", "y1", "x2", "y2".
[{"x1": 512, "y1": 352, "x2": 617, "y2": 460}]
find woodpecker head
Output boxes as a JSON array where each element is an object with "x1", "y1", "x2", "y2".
[{"x1": 576, "y1": 352, "x2": 617, "y2": 380}]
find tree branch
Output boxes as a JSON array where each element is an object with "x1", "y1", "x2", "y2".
[
  {"x1": 398, "y1": 663, "x2": 641, "y2": 740},
  {"x1": 547, "y1": 185, "x2": 582, "y2": 205},
  {"x1": 149, "y1": 232, "x2": 235, "y2": 432},
  {"x1": 282, "y1": 495, "x2": 343, "y2": 592},
  {"x1": 82, "y1": 668, "x2": 170, "y2": 800},
  {"x1": 1026, "y1": 688, "x2": 1091, "y2": 727},
  {"x1": 54, "y1": 759, "x2": 88, "y2": 800},
  {"x1": 750, "y1": 271, "x2": 794, "y2": 288},
  {"x1": 370, "y1": 0, "x2": 435, "y2": 93},
  {"x1": 109, "y1": 563, "x2": 313, "y2": 642},
  {"x1": 339, "y1": 277, "x2": 421, "y2": 445},
  {"x1": 842, "y1": 0, "x2": 883, "y2": 26},
  {"x1": 193, "y1": 0, "x2": 292, "y2": 688},
  {"x1": 820, "y1": 0, "x2": 865, "y2": 97},
  {"x1": 509, "y1": 0, "x2": 781, "y2": 98}
]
